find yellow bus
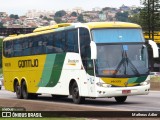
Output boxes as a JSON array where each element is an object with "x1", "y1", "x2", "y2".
[
  {"x1": 2, "y1": 22, "x2": 159, "y2": 104},
  {"x1": 144, "y1": 31, "x2": 160, "y2": 44},
  {"x1": 144, "y1": 31, "x2": 160, "y2": 72}
]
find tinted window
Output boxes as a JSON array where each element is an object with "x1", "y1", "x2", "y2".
[
  {"x1": 3, "y1": 29, "x2": 79, "y2": 58},
  {"x1": 54, "y1": 32, "x2": 65, "y2": 53},
  {"x1": 3, "y1": 41, "x2": 13, "y2": 57},
  {"x1": 80, "y1": 28, "x2": 94, "y2": 75},
  {"x1": 66, "y1": 29, "x2": 78, "y2": 52},
  {"x1": 13, "y1": 39, "x2": 22, "y2": 57}
]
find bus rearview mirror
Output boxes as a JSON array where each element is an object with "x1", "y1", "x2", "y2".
[
  {"x1": 90, "y1": 41, "x2": 97, "y2": 59},
  {"x1": 148, "y1": 40, "x2": 159, "y2": 58}
]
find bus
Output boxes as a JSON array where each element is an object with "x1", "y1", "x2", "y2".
[
  {"x1": 2, "y1": 22, "x2": 159, "y2": 104},
  {"x1": 144, "y1": 31, "x2": 160, "y2": 44},
  {"x1": 144, "y1": 31, "x2": 160, "y2": 72}
]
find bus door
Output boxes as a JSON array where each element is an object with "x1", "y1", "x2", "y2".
[{"x1": 79, "y1": 28, "x2": 95, "y2": 96}]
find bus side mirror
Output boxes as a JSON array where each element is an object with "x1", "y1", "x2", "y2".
[
  {"x1": 148, "y1": 40, "x2": 159, "y2": 58},
  {"x1": 90, "y1": 41, "x2": 97, "y2": 59}
]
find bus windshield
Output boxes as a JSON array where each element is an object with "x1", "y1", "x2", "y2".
[
  {"x1": 92, "y1": 29, "x2": 149, "y2": 77},
  {"x1": 92, "y1": 28, "x2": 145, "y2": 43}
]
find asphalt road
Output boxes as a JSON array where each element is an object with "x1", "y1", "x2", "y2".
[{"x1": 0, "y1": 86, "x2": 160, "y2": 111}]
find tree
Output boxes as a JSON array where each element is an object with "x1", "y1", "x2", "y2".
[
  {"x1": 129, "y1": 14, "x2": 140, "y2": 24},
  {"x1": 54, "y1": 17, "x2": 62, "y2": 23},
  {"x1": 140, "y1": 0, "x2": 160, "y2": 39},
  {"x1": 9, "y1": 14, "x2": 19, "y2": 19},
  {"x1": 70, "y1": 12, "x2": 77, "y2": 17},
  {"x1": 54, "y1": 10, "x2": 66, "y2": 17},
  {"x1": 115, "y1": 11, "x2": 129, "y2": 22},
  {"x1": 78, "y1": 14, "x2": 85, "y2": 23},
  {"x1": 0, "y1": 22, "x2": 4, "y2": 28},
  {"x1": 39, "y1": 15, "x2": 43, "y2": 18}
]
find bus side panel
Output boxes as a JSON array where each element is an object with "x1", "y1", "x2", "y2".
[
  {"x1": 37, "y1": 53, "x2": 89, "y2": 96},
  {"x1": 3, "y1": 55, "x2": 47, "y2": 93}
]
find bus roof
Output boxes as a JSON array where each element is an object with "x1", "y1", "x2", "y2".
[
  {"x1": 84, "y1": 22, "x2": 141, "y2": 29},
  {"x1": 3, "y1": 22, "x2": 141, "y2": 41}
]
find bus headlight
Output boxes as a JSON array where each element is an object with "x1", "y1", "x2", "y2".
[
  {"x1": 96, "y1": 82, "x2": 112, "y2": 88},
  {"x1": 140, "y1": 80, "x2": 150, "y2": 86}
]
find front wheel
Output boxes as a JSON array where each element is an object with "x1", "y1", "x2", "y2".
[
  {"x1": 71, "y1": 82, "x2": 85, "y2": 104},
  {"x1": 115, "y1": 96, "x2": 127, "y2": 103}
]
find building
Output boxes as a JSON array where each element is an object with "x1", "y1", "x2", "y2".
[{"x1": 0, "y1": 12, "x2": 8, "y2": 18}]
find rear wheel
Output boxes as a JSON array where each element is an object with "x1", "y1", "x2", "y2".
[
  {"x1": 21, "y1": 81, "x2": 37, "y2": 99},
  {"x1": 71, "y1": 82, "x2": 85, "y2": 104},
  {"x1": 115, "y1": 96, "x2": 127, "y2": 103},
  {"x1": 21, "y1": 81, "x2": 29, "y2": 99},
  {"x1": 14, "y1": 82, "x2": 23, "y2": 99}
]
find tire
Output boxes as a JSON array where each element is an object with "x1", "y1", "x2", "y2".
[
  {"x1": 21, "y1": 81, "x2": 38, "y2": 99},
  {"x1": 14, "y1": 82, "x2": 23, "y2": 99},
  {"x1": 71, "y1": 82, "x2": 85, "y2": 104},
  {"x1": 21, "y1": 81, "x2": 29, "y2": 99},
  {"x1": 115, "y1": 96, "x2": 127, "y2": 103}
]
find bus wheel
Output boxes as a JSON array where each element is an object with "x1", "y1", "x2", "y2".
[
  {"x1": 21, "y1": 81, "x2": 30, "y2": 99},
  {"x1": 71, "y1": 82, "x2": 85, "y2": 104},
  {"x1": 14, "y1": 82, "x2": 23, "y2": 99},
  {"x1": 115, "y1": 96, "x2": 127, "y2": 103}
]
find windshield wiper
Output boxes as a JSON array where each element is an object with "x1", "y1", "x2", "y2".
[{"x1": 113, "y1": 50, "x2": 140, "y2": 76}]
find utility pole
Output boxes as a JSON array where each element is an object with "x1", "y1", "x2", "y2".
[
  {"x1": 151, "y1": 0, "x2": 155, "y2": 40},
  {"x1": 148, "y1": 0, "x2": 151, "y2": 38}
]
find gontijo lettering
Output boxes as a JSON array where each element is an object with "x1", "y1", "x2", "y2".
[{"x1": 18, "y1": 59, "x2": 38, "y2": 68}]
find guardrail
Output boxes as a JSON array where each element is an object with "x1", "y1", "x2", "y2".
[{"x1": 0, "y1": 28, "x2": 35, "y2": 36}]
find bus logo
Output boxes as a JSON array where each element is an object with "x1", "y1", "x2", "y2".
[
  {"x1": 67, "y1": 59, "x2": 79, "y2": 66},
  {"x1": 18, "y1": 59, "x2": 38, "y2": 68}
]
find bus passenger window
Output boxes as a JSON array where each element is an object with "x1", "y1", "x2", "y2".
[
  {"x1": 22, "y1": 38, "x2": 30, "y2": 56},
  {"x1": 4, "y1": 41, "x2": 13, "y2": 57},
  {"x1": 66, "y1": 29, "x2": 78, "y2": 53},
  {"x1": 13, "y1": 39, "x2": 22, "y2": 57}
]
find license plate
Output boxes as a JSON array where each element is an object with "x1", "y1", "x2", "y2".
[{"x1": 122, "y1": 90, "x2": 131, "y2": 94}]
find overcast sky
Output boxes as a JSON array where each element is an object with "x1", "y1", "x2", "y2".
[{"x1": 0, "y1": 0, "x2": 141, "y2": 15}]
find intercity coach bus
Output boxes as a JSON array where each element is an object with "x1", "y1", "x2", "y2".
[{"x1": 2, "y1": 22, "x2": 159, "y2": 104}]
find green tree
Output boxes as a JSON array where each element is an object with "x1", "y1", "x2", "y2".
[
  {"x1": 115, "y1": 11, "x2": 129, "y2": 22},
  {"x1": 70, "y1": 12, "x2": 77, "y2": 17},
  {"x1": 140, "y1": 0, "x2": 160, "y2": 39},
  {"x1": 54, "y1": 10, "x2": 66, "y2": 17},
  {"x1": 0, "y1": 22, "x2": 4, "y2": 28},
  {"x1": 78, "y1": 14, "x2": 85, "y2": 23},
  {"x1": 129, "y1": 14, "x2": 140, "y2": 24},
  {"x1": 9, "y1": 14, "x2": 19, "y2": 19},
  {"x1": 54, "y1": 17, "x2": 62, "y2": 23}
]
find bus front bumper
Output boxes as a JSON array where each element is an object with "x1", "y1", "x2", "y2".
[{"x1": 95, "y1": 84, "x2": 150, "y2": 98}]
